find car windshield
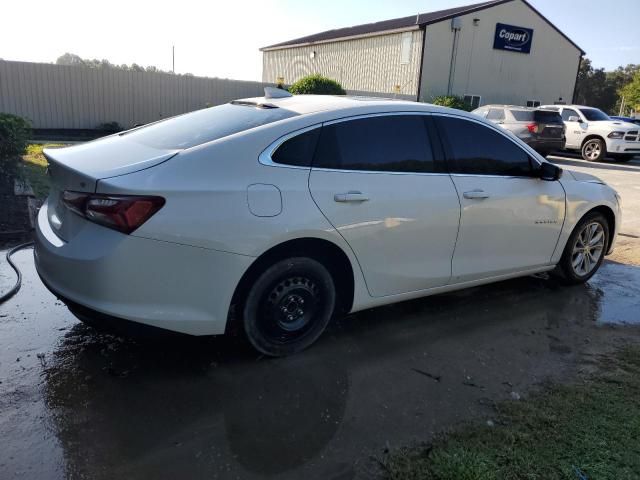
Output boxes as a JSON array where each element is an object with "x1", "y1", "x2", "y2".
[
  {"x1": 579, "y1": 108, "x2": 610, "y2": 122},
  {"x1": 122, "y1": 103, "x2": 298, "y2": 149}
]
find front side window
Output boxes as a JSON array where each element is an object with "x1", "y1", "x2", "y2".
[
  {"x1": 314, "y1": 115, "x2": 436, "y2": 173},
  {"x1": 272, "y1": 128, "x2": 320, "y2": 167},
  {"x1": 561, "y1": 109, "x2": 580, "y2": 121},
  {"x1": 435, "y1": 116, "x2": 533, "y2": 177}
]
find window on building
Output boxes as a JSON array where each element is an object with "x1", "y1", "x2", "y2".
[
  {"x1": 463, "y1": 95, "x2": 481, "y2": 110},
  {"x1": 314, "y1": 115, "x2": 436, "y2": 173},
  {"x1": 400, "y1": 32, "x2": 412, "y2": 65},
  {"x1": 526, "y1": 100, "x2": 541, "y2": 107},
  {"x1": 561, "y1": 108, "x2": 580, "y2": 121},
  {"x1": 272, "y1": 128, "x2": 321, "y2": 167},
  {"x1": 486, "y1": 108, "x2": 506, "y2": 121},
  {"x1": 434, "y1": 116, "x2": 533, "y2": 177}
]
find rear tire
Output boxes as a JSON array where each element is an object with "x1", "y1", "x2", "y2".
[
  {"x1": 242, "y1": 257, "x2": 336, "y2": 356},
  {"x1": 553, "y1": 212, "x2": 609, "y2": 285},
  {"x1": 581, "y1": 138, "x2": 606, "y2": 162}
]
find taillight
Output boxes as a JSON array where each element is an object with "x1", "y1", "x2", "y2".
[
  {"x1": 62, "y1": 191, "x2": 165, "y2": 234},
  {"x1": 527, "y1": 123, "x2": 539, "y2": 133}
]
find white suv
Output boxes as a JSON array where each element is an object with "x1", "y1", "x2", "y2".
[{"x1": 541, "y1": 104, "x2": 639, "y2": 162}]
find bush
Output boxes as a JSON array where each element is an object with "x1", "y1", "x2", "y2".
[
  {"x1": 0, "y1": 113, "x2": 31, "y2": 158},
  {"x1": 288, "y1": 74, "x2": 346, "y2": 95},
  {"x1": 96, "y1": 121, "x2": 123, "y2": 132},
  {"x1": 431, "y1": 95, "x2": 473, "y2": 111}
]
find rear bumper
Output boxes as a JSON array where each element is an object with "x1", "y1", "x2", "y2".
[
  {"x1": 528, "y1": 138, "x2": 566, "y2": 152},
  {"x1": 35, "y1": 201, "x2": 254, "y2": 335}
]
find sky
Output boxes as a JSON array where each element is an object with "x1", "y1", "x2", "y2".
[{"x1": 1, "y1": 0, "x2": 638, "y2": 81}]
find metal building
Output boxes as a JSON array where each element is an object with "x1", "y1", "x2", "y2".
[{"x1": 261, "y1": 0, "x2": 584, "y2": 107}]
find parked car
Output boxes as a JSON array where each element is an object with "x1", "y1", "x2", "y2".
[
  {"x1": 540, "y1": 105, "x2": 639, "y2": 162},
  {"x1": 610, "y1": 115, "x2": 640, "y2": 127},
  {"x1": 472, "y1": 105, "x2": 565, "y2": 156},
  {"x1": 35, "y1": 89, "x2": 621, "y2": 356}
]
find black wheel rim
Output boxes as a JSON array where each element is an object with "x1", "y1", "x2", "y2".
[{"x1": 258, "y1": 275, "x2": 322, "y2": 345}]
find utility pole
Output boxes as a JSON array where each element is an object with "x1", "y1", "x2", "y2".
[{"x1": 172, "y1": 45, "x2": 175, "y2": 73}]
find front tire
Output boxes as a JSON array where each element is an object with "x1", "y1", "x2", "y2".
[
  {"x1": 581, "y1": 138, "x2": 606, "y2": 162},
  {"x1": 554, "y1": 212, "x2": 609, "y2": 285},
  {"x1": 242, "y1": 257, "x2": 336, "y2": 356}
]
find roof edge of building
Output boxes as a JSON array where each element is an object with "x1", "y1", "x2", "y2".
[{"x1": 261, "y1": 0, "x2": 585, "y2": 55}]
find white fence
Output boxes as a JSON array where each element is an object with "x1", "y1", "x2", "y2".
[
  {"x1": 0, "y1": 60, "x2": 274, "y2": 129},
  {"x1": 0, "y1": 60, "x2": 418, "y2": 130}
]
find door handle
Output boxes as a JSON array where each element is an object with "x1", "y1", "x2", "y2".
[
  {"x1": 463, "y1": 190, "x2": 490, "y2": 199},
  {"x1": 334, "y1": 191, "x2": 369, "y2": 203}
]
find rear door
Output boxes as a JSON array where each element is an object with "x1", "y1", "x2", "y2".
[
  {"x1": 308, "y1": 113, "x2": 460, "y2": 297},
  {"x1": 432, "y1": 114, "x2": 565, "y2": 283}
]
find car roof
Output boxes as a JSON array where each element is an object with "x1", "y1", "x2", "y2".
[
  {"x1": 233, "y1": 94, "x2": 417, "y2": 115},
  {"x1": 478, "y1": 104, "x2": 534, "y2": 110}
]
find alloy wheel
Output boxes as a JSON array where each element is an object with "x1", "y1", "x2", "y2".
[
  {"x1": 571, "y1": 222, "x2": 605, "y2": 276},
  {"x1": 583, "y1": 141, "x2": 601, "y2": 161}
]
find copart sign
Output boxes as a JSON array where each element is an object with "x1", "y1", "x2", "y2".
[{"x1": 493, "y1": 23, "x2": 534, "y2": 54}]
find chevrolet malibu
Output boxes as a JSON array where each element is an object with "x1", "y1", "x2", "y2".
[{"x1": 35, "y1": 89, "x2": 621, "y2": 356}]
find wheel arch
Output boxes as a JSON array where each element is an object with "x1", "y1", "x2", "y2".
[
  {"x1": 581, "y1": 134, "x2": 606, "y2": 148},
  {"x1": 576, "y1": 205, "x2": 616, "y2": 253},
  {"x1": 227, "y1": 237, "x2": 356, "y2": 333}
]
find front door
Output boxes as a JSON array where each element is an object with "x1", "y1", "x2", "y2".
[
  {"x1": 433, "y1": 115, "x2": 566, "y2": 283},
  {"x1": 308, "y1": 114, "x2": 461, "y2": 297},
  {"x1": 561, "y1": 107, "x2": 586, "y2": 148}
]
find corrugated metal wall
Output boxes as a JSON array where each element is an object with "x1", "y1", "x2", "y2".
[
  {"x1": 0, "y1": 60, "x2": 275, "y2": 129},
  {"x1": 262, "y1": 29, "x2": 424, "y2": 98}
]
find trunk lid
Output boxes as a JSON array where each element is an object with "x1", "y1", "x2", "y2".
[{"x1": 43, "y1": 136, "x2": 178, "y2": 241}]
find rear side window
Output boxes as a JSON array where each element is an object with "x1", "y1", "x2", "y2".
[
  {"x1": 123, "y1": 103, "x2": 298, "y2": 149},
  {"x1": 314, "y1": 115, "x2": 436, "y2": 173},
  {"x1": 511, "y1": 110, "x2": 534, "y2": 122},
  {"x1": 534, "y1": 110, "x2": 563, "y2": 123},
  {"x1": 435, "y1": 116, "x2": 533, "y2": 177},
  {"x1": 272, "y1": 128, "x2": 320, "y2": 167},
  {"x1": 486, "y1": 108, "x2": 505, "y2": 121}
]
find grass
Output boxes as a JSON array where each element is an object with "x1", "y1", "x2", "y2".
[
  {"x1": 19, "y1": 143, "x2": 67, "y2": 199},
  {"x1": 381, "y1": 346, "x2": 640, "y2": 480}
]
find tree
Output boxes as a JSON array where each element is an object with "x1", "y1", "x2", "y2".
[
  {"x1": 574, "y1": 58, "x2": 639, "y2": 114},
  {"x1": 620, "y1": 71, "x2": 640, "y2": 114},
  {"x1": 288, "y1": 74, "x2": 346, "y2": 95}
]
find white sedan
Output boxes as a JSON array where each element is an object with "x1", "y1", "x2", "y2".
[{"x1": 35, "y1": 89, "x2": 621, "y2": 356}]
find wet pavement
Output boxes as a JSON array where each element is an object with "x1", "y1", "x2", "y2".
[
  {"x1": 2, "y1": 156, "x2": 640, "y2": 480},
  {"x1": 2, "y1": 249, "x2": 640, "y2": 480}
]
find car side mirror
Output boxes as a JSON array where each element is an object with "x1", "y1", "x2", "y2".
[
  {"x1": 539, "y1": 162, "x2": 562, "y2": 181},
  {"x1": 568, "y1": 116, "x2": 580, "y2": 122}
]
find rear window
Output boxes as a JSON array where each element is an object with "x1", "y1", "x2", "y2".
[
  {"x1": 534, "y1": 110, "x2": 563, "y2": 123},
  {"x1": 511, "y1": 110, "x2": 534, "y2": 121},
  {"x1": 122, "y1": 103, "x2": 298, "y2": 149}
]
